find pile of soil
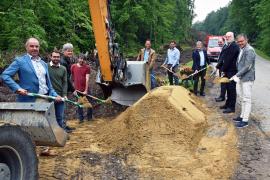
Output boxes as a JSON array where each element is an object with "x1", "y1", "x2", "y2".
[{"x1": 94, "y1": 86, "x2": 238, "y2": 179}]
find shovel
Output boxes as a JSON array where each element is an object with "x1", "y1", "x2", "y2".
[
  {"x1": 161, "y1": 65, "x2": 180, "y2": 77},
  {"x1": 27, "y1": 93, "x2": 88, "y2": 108},
  {"x1": 181, "y1": 67, "x2": 208, "y2": 80},
  {"x1": 218, "y1": 77, "x2": 231, "y2": 83},
  {"x1": 75, "y1": 90, "x2": 112, "y2": 104}
]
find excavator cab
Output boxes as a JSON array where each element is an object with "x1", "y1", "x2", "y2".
[{"x1": 88, "y1": 0, "x2": 150, "y2": 106}]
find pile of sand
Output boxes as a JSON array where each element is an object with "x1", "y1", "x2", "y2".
[{"x1": 95, "y1": 86, "x2": 238, "y2": 179}]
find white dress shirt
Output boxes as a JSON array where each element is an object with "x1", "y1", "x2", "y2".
[
  {"x1": 28, "y1": 54, "x2": 48, "y2": 95},
  {"x1": 199, "y1": 50, "x2": 205, "y2": 66}
]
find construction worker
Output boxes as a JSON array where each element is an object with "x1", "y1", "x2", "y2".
[
  {"x1": 162, "y1": 40, "x2": 180, "y2": 85},
  {"x1": 231, "y1": 34, "x2": 256, "y2": 128},
  {"x1": 215, "y1": 37, "x2": 227, "y2": 102},
  {"x1": 137, "y1": 39, "x2": 157, "y2": 89},
  {"x1": 48, "y1": 49, "x2": 69, "y2": 132},
  {"x1": 220, "y1": 32, "x2": 240, "y2": 113},
  {"x1": 192, "y1": 41, "x2": 210, "y2": 96},
  {"x1": 71, "y1": 54, "x2": 93, "y2": 123}
]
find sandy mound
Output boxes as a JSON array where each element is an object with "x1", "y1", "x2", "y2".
[{"x1": 95, "y1": 86, "x2": 238, "y2": 179}]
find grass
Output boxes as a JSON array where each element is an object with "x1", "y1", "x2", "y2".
[{"x1": 255, "y1": 49, "x2": 270, "y2": 61}]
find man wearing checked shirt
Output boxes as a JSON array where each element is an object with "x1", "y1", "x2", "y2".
[{"x1": 162, "y1": 40, "x2": 181, "y2": 85}]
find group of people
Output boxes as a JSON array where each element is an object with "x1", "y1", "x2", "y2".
[
  {"x1": 1, "y1": 31, "x2": 255, "y2": 143},
  {"x1": 191, "y1": 32, "x2": 256, "y2": 128},
  {"x1": 1, "y1": 38, "x2": 93, "y2": 135},
  {"x1": 139, "y1": 32, "x2": 256, "y2": 129}
]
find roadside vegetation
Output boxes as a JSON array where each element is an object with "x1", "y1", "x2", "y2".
[
  {"x1": 0, "y1": 0, "x2": 194, "y2": 68},
  {"x1": 193, "y1": 0, "x2": 270, "y2": 57}
]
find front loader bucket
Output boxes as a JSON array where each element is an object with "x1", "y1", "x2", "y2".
[{"x1": 0, "y1": 102, "x2": 67, "y2": 147}]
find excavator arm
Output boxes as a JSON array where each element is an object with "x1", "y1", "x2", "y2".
[
  {"x1": 88, "y1": 0, "x2": 150, "y2": 106},
  {"x1": 88, "y1": 0, "x2": 113, "y2": 82}
]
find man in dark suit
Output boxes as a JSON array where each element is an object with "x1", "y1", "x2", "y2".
[
  {"x1": 192, "y1": 41, "x2": 210, "y2": 96},
  {"x1": 215, "y1": 37, "x2": 227, "y2": 102},
  {"x1": 220, "y1": 32, "x2": 240, "y2": 113}
]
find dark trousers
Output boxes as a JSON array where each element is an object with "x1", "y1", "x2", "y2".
[
  {"x1": 193, "y1": 67, "x2": 206, "y2": 95},
  {"x1": 77, "y1": 92, "x2": 93, "y2": 121},
  {"x1": 225, "y1": 80, "x2": 236, "y2": 110},
  {"x1": 220, "y1": 83, "x2": 226, "y2": 99},
  {"x1": 218, "y1": 71, "x2": 227, "y2": 98},
  {"x1": 167, "y1": 64, "x2": 179, "y2": 85}
]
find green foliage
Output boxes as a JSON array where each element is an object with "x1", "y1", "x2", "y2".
[{"x1": 0, "y1": 0, "x2": 194, "y2": 57}]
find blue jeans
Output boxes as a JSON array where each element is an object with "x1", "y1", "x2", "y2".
[
  {"x1": 54, "y1": 101, "x2": 65, "y2": 128},
  {"x1": 150, "y1": 70, "x2": 156, "y2": 89}
]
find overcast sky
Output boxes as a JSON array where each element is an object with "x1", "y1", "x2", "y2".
[{"x1": 193, "y1": 0, "x2": 231, "y2": 23}]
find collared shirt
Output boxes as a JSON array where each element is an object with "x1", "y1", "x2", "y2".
[
  {"x1": 238, "y1": 46, "x2": 246, "y2": 63},
  {"x1": 199, "y1": 50, "x2": 205, "y2": 66},
  {"x1": 165, "y1": 47, "x2": 180, "y2": 67},
  {"x1": 28, "y1": 54, "x2": 48, "y2": 95},
  {"x1": 143, "y1": 49, "x2": 150, "y2": 62},
  {"x1": 50, "y1": 61, "x2": 60, "y2": 67}
]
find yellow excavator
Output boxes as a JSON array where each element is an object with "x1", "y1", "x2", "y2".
[{"x1": 88, "y1": 0, "x2": 151, "y2": 106}]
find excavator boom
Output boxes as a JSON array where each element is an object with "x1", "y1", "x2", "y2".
[{"x1": 88, "y1": 0, "x2": 150, "y2": 106}]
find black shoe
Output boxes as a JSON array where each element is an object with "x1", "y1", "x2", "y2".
[
  {"x1": 200, "y1": 92, "x2": 205, "y2": 96},
  {"x1": 65, "y1": 125, "x2": 76, "y2": 131},
  {"x1": 223, "y1": 108, "x2": 235, "y2": 113},
  {"x1": 236, "y1": 121, "x2": 248, "y2": 128},
  {"x1": 64, "y1": 129, "x2": 73, "y2": 133},
  {"x1": 215, "y1": 97, "x2": 225, "y2": 102},
  {"x1": 79, "y1": 120, "x2": 84, "y2": 124},
  {"x1": 219, "y1": 105, "x2": 227, "y2": 109},
  {"x1": 233, "y1": 117, "x2": 242, "y2": 122}
]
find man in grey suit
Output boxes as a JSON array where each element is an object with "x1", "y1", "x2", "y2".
[{"x1": 230, "y1": 34, "x2": 256, "y2": 128}]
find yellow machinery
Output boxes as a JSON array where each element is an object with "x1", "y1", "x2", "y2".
[{"x1": 88, "y1": 0, "x2": 150, "y2": 106}]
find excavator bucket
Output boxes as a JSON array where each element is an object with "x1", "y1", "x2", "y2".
[
  {"x1": 0, "y1": 102, "x2": 67, "y2": 147},
  {"x1": 111, "y1": 61, "x2": 151, "y2": 106}
]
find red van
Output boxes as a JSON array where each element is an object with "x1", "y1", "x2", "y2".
[{"x1": 205, "y1": 35, "x2": 223, "y2": 62}]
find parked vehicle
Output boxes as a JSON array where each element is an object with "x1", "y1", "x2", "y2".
[{"x1": 205, "y1": 35, "x2": 223, "y2": 62}]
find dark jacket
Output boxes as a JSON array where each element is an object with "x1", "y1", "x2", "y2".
[
  {"x1": 192, "y1": 49, "x2": 210, "y2": 71},
  {"x1": 60, "y1": 56, "x2": 74, "y2": 92},
  {"x1": 216, "y1": 44, "x2": 227, "y2": 69},
  {"x1": 221, "y1": 41, "x2": 240, "y2": 78}
]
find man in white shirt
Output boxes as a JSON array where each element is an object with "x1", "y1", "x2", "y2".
[{"x1": 162, "y1": 40, "x2": 180, "y2": 85}]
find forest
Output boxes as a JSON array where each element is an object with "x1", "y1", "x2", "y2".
[
  {"x1": 192, "y1": 0, "x2": 270, "y2": 56},
  {"x1": 0, "y1": 0, "x2": 194, "y2": 66}
]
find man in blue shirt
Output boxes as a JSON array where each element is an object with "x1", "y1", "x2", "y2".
[
  {"x1": 162, "y1": 40, "x2": 180, "y2": 85},
  {"x1": 192, "y1": 41, "x2": 210, "y2": 96}
]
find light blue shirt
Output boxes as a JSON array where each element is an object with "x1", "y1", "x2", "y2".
[
  {"x1": 199, "y1": 50, "x2": 205, "y2": 66},
  {"x1": 28, "y1": 54, "x2": 48, "y2": 95},
  {"x1": 143, "y1": 49, "x2": 150, "y2": 62},
  {"x1": 164, "y1": 47, "x2": 180, "y2": 67}
]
